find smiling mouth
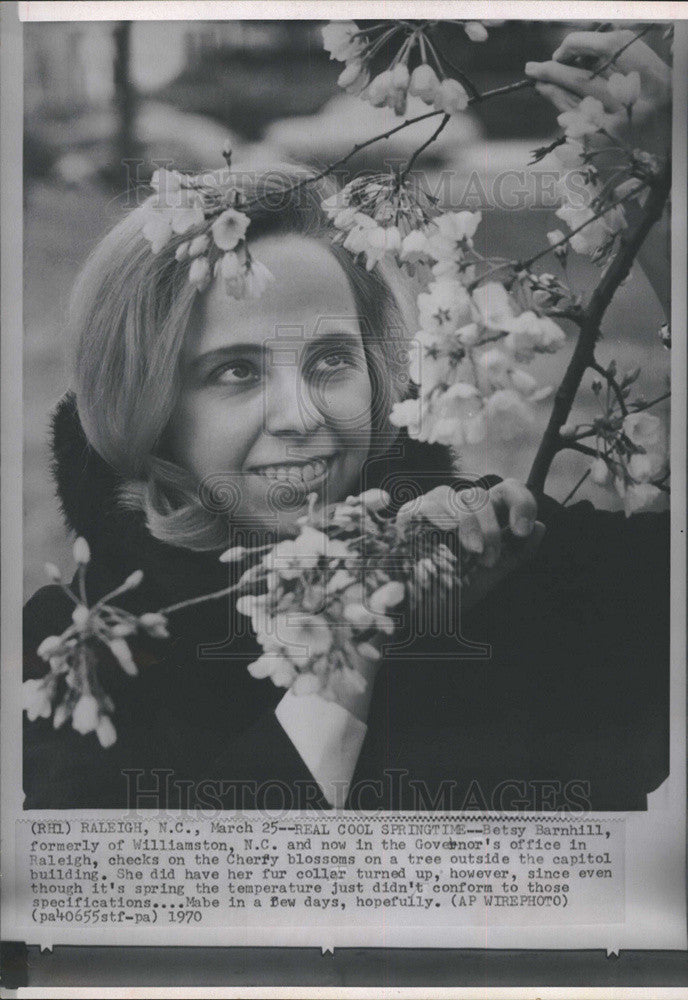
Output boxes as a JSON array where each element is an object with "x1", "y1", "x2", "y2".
[{"x1": 247, "y1": 455, "x2": 335, "y2": 487}]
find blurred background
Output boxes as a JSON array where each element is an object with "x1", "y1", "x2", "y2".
[{"x1": 24, "y1": 19, "x2": 670, "y2": 597}]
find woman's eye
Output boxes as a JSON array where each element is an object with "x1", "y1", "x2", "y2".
[
  {"x1": 213, "y1": 361, "x2": 260, "y2": 386},
  {"x1": 309, "y1": 349, "x2": 357, "y2": 378}
]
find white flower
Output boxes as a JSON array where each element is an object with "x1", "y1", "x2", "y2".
[
  {"x1": 471, "y1": 281, "x2": 515, "y2": 331},
  {"x1": 273, "y1": 613, "x2": 332, "y2": 660},
  {"x1": 142, "y1": 210, "x2": 173, "y2": 253},
  {"x1": 138, "y1": 612, "x2": 169, "y2": 639},
  {"x1": 400, "y1": 228, "x2": 432, "y2": 263},
  {"x1": 356, "y1": 488, "x2": 391, "y2": 510},
  {"x1": 188, "y1": 234, "x2": 210, "y2": 258},
  {"x1": 409, "y1": 338, "x2": 452, "y2": 392},
  {"x1": 503, "y1": 311, "x2": 566, "y2": 361},
  {"x1": 418, "y1": 279, "x2": 473, "y2": 335},
  {"x1": 558, "y1": 96, "x2": 607, "y2": 138},
  {"x1": 623, "y1": 411, "x2": 666, "y2": 455},
  {"x1": 37, "y1": 635, "x2": 62, "y2": 661},
  {"x1": 547, "y1": 229, "x2": 566, "y2": 249},
  {"x1": 484, "y1": 389, "x2": 533, "y2": 440},
  {"x1": 591, "y1": 457, "x2": 611, "y2": 486},
  {"x1": 73, "y1": 537, "x2": 91, "y2": 565},
  {"x1": 175, "y1": 241, "x2": 189, "y2": 261},
  {"x1": 608, "y1": 71, "x2": 641, "y2": 108},
  {"x1": 337, "y1": 59, "x2": 369, "y2": 95},
  {"x1": 510, "y1": 368, "x2": 539, "y2": 396},
  {"x1": 170, "y1": 191, "x2": 204, "y2": 234},
  {"x1": 72, "y1": 694, "x2": 100, "y2": 735},
  {"x1": 369, "y1": 580, "x2": 405, "y2": 612},
  {"x1": 321, "y1": 188, "x2": 350, "y2": 218},
  {"x1": 390, "y1": 398, "x2": 422, "y2": 437},
  {"x1": 434, "y1": 78, "x2": 469, "y2": 115},
  {"x1": 464, "y1": 21, "x2": 488, "y2": 42},
  {"x1": 150, "y1": 167, "x2": 183, "y2": 197},
  {"x1": 96, "y1": 715, "x2": 117, "y2": 748},
  {"x1": 44, "y1": 562, "x2": 62, "y2": 583},
  {"x1": 217, "y1": 250, "x2": 245, "y2": 298},
  {"x1": 188, "y1": 256, "x2": 211, "y2": 293},
  {"x1": 211, "y1": 208, "x2": 250, "y2": 251},
  {"x1": 408, "y1": 63, "x2": 440, "y2": 104},
  {"x1": 362, "y1": 225, "x2": 402, "y2": 270},
  {"x1": 457, "y1": 323, "x2": 480, "y2": 347},
  {"x1": 342, "y1": 212, "x2": 378, "y2": 254},
  {"x1": 623, "y1": 411, "x2": 667, "y2": 480},
  {"x1": 321, "y1": 21, "x2": 364, "y2": 63},
  {"x1": 391, "y1": 63, "x2": 410, "y2": 90},
  {"x1": 623, "y1": 482, "x2": 664, "y2": 517},
  {"x1": 245, "y1": 260, "x2": 274, "y2": 299},
  {"x1": 614, "y1": 176, "x2": 648, "y2": 207},
  {"x1": 478, "y1": 347, "x2": 511, "y2": 389},
  {"x1": 363, "y1": 70, "x2": 395, "y2": 108},
  {"x1": 427, "y1": 211, "x2": 482, "y2": 262},
  {"x1": 23, "y1": 679, "x2": 53, "y2": 721}
]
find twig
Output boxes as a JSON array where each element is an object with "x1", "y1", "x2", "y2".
[
  {"x1": 527, "y1": 158, "x2": 671, "y2": 494},
  {"x1": 399, "y1": 113, "x2": 450, "y2": 182},
  {"x1": 631, "y1": 391, "x2": 671, "y2": 413},
  {"x1": 562, "y1": 468, "x2": 591, "y2": 505},
  {"x1": 591, "y1": 359, "x2": 628, "y2": 416},
  {"x1": 589, "y1": 24, "x2": 654, "y2": 80}
]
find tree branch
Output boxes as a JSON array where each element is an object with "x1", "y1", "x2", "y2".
[{"x1": 527, "y1": 158, "x2": 671, "y2": 494}]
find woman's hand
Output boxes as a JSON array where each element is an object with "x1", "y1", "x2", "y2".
[
  {"x1": 525, "y1": 29, "x2": 671, "y2": 151},
  {"x1": 396, "y1": 478, "x2": 538, "y2": 567}
]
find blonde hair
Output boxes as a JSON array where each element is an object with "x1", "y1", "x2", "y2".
[{"x1": 70, "y1": 165, "x2": 411, "y2": 550}]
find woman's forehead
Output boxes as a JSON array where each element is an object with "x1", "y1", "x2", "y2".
[{"x1": 190, "y1": 234, "x2": 360, "y2": 355}]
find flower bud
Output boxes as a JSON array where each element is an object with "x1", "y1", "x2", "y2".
[
  {"x1": 108, "y1": 638, "x2": 138, "y2": 676},
  {"x1": 409, "y1": 63, "x2": 440, "y2": 104},
  {"x1": 45, "y1": 562, "x2": 62, "y2": 583},
  {"x1": 188, "y1": 234, "x2": 210, "y2": 258},
  {"x1": 434, "y1": 78, "x2": 468, "y2": 115},
  {"x1": 357, "y1": 641, "x2": 381, "y2": 661},
  {"x1": 123, "y1": 569, "x2": 144, "y2": 591},
  {"x1": 370, "y1": 580, "x2": 406, "y2": 612},
  {"x1": 96, "y1": 714, "x2": 118, "y2": 748},
  {"x1": 219, "y1": 546, "x2": 247, "y2": 563},
  {"x1": 73, "y1": 537, "x2": 91, "y2": 565},
  {"x1": 464, "y1": 20, "x2": 488, "y2": 42},
  {"x1": 391, "y1": 62, "x2": 410, "y2": 90},
  {"x1": 71, "y1": 605, "x2": 90, "y2": 629},
  {"x1": 590, "y1": 457, "x2": 611, "y2": 486},
  {"x1": 37, "y1": 635, "x2": 62, "y2": 661},
  {"x1": 72, "y1": 694, "x2": 99, "y2": 735}
]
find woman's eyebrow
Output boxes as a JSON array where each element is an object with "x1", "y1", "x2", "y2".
[{"x1": 303, "y1": 329, "x2": 363, "y2": 351}]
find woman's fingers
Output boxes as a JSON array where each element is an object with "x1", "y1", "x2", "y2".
[
  {"x1": 489, "y1": 479, "x2": 538, "y2": 537},
  {"x1": 552, "y1": 29, "x2": 636, "y2": 65},
  {"x1": 473, "y1": 499, "x2": 502, "y2": 567},
  {"x1": 397, "y1": 481, "x2": 537, "y2": 567},
  {"x1": 525, "y1": 60, "x2": 623, "y2": 112}
]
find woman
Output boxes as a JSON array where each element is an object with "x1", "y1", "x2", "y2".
[{"x1": 23, "y1": 34, "x2": 670, "y2": 811}]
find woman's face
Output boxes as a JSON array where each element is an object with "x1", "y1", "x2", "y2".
[{"x1": 168, "y1": 234, "x2": 374, "y2": 533}]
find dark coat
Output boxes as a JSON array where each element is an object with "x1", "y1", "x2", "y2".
[{"x1": 23, "y1": 394, "x2": 670, "y2": 811}]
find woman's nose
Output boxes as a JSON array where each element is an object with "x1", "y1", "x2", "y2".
[{"x1": 264, "y1": 367, "x2": 322, "y2": 436}]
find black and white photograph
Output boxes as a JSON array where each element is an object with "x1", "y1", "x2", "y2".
[
  {"x1": 2, "y1": 1, "x2": 686, "y2": 992},
  {"x1": 20, "y1": 13, "x2": 674, "y2": 811}
]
